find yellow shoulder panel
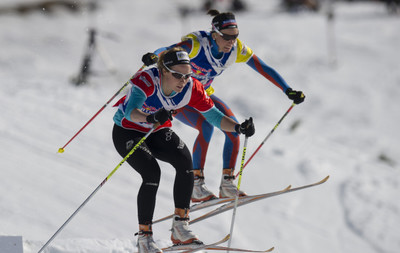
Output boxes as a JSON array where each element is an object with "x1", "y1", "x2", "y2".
[
  {"x1": 182, "y1": 33, "x2": 201, "y2": 59},
  {"x1": 235, "y1": 39, "x2": 253, "y2": 63},
  {"x1": 205, "y1": 86, "x2": 215, "y2": 96}
]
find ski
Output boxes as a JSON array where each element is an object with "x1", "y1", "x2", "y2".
[
  {"x1": 154, "y1": 176, "x2": 329, "y2": 225},
  {"x1": 153, "y1": 186, "x2": 291, "y2": 225},
  {"x1": 205, "y1": 245, "x2": 274, "y2": 252},
  {"x1": 162, "y1": 234, "x2": 230, "y2": 252},
  {"x1": 153, "y1": 196, "x2": 238, "y2": 224},
  {"x1": 190, "y1": 175, "x2": 329, "y2": 224},
  {"x1": 164, "y1": 244, "x2": 273, "y2": 252}
]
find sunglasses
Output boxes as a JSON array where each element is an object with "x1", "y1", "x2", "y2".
[
  {"x1": 219, "y1": 32, "x2": 239, "y2": 41},
  {"x1": 163, "y1": 63, "x2": 192, "y2": 80},
  {"x1": 212, "y1": 24, "x2": 239, "y2": 41}
]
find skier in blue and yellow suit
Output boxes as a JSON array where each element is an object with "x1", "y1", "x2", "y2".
[{"x1": 147, "y1": 9, "x2": 305, "y2": 202}]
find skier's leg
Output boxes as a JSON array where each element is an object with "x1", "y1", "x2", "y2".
[
  {"x1": 174, "y1": 106, "x2": 217, "y2": 202},
  {"x1": 210, "y1": 95, "x2": 247, "y2": 197},
  {"x1": 150, "y1": 128, "x2": 202, "y2": 245}
]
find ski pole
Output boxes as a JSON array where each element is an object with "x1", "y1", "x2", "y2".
[
  {"x1": 58, "y1": 65, "x2": 145, "y2": 153},
  {"x1": 39, "y1": 126, "x2": 156, "y2": 253},
  {"x1": 227, "y1": 134, "x2": 249, "y2": 250},
  {"x1": 235, "y1": 103, "x2": 296, "y2": 178}
]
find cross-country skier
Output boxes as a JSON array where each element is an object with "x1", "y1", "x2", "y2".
[
  {"x1": 142, "y1": 9, "x2": 305, "y2": 203},
  {"x1": 112, "y1": 47, "x2": 255, "y2": 252}
]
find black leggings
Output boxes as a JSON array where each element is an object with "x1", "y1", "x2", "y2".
[{"x1": 112, "y1": 124, "x2": 194, "y2": 224}]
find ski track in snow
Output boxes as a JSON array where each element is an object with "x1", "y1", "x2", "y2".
[{"x1": 340, "y1": 165, "x2": 400, "y2": 253}]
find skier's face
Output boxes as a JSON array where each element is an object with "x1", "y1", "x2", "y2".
[
  {"x1": 213, "y1": 27, "x2": 239, "y2": 53},
  {"x1": 162, "y1": 64, "x2": 192, "y2": 95}
]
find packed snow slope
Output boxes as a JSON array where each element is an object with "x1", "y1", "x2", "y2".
[{"x1": 1, "y1": 0, "x2": 399, "y2": 252}]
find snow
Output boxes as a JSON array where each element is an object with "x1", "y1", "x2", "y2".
[
  {"x1": 1, "y1": 0, "x2": 400, "y2": 252},
  {"x1": 0, "y1": 236, "x2": 23, "y2": 253}
]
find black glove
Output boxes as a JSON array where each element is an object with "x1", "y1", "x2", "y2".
[
  {"x1": 285, "y1": 88, "x2": 305, "y2": 104},
  {"x1": 235, "y1": 117, "x2": 255, "y2": 137},
  {"x1": 146, "y1": 108, "x2": 172, "y2": 125},
  {"x1": 142, "y1": 52, "x2": 159, "y2": 66}
]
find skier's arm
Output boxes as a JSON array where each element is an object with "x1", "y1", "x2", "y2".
[
  {"x1": 124, "y1": 72, "x2": 157, "y2": 122},
  {"x1": 246, "y1": 54, "x2": 290, "y2": 92},
  {"x1": 124, "y1": 86, "x2": 148, "y2": 122},
  {"x1": 188, "y1": 79, "x2": 238, "y2": 132},
  {"x1": 202, "y1": 108, "x2": 254, "y2": 136},
  {"x1": 247, "y1": 54, "x2": 305, "y2": 103},
  {"x1": 200, "y1": 107, "x2": 239, "y2": 133}
]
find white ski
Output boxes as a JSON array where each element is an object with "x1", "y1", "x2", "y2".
[{"x1": 162, "y1": 234, "x2": 230, "y2": 252}]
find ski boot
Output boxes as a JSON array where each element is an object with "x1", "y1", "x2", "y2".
[
  {"x1": 191, "y1": 169, "x2": 217, "y2": 202},
  {"x1": 219, "y1": 168, "x2": 247, "y2": 198},
  {"x1": 136, "y1": 224, "x2": 162, "y2": 253},
  {"x1": 171, "y1": 209, "x2": 203, "y2": 245}
]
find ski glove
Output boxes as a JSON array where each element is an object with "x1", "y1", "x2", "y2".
[
  {"x1": 285, "y1": 88, "x2": 305, "y2": 104},
  {"x1": 146, "y1": 108, "x2": 173, "y2": 125},
  {"x1": 235, "y1": 117, "x2": 255, "y2": 137},
  {"x1": 142, "y1": 52, "x2": 159, "y2": 66}
]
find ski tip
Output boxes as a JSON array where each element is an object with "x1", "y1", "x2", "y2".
[
  {"x1": 223, "y1": 234, "x2": 231, "y2": 241},
  {"x1": 320, "y1": 175, "x2": 330, "y2": 184},
  {"x1": 266, "y1": 246, "x2": 275, "y2": 252},
  {"x1": 284, "y1": 185, "x2": 292, "y2": 191},
  {"x1": 58, "y1": 147, "x2": 65, "y2": 153}
]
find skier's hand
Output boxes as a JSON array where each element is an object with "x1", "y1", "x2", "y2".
[
  {"x1": 285, "y1": 88, "x2": 305, "y2": 104},
  {"x1": 146, "y1": 108, "x2": 173, "y2": 125},
  {"x1": 142, "y1": 52, "x2": 158, "y2": 66},
  {"x1": 235, "y1": 117, "x2": 255, "y2": 137}
]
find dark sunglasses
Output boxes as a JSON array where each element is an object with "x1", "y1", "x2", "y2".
[
  {"x1": 212, "y1": 24, "x2": 239, "y2": 41},
  {"x1": 164, "y1": 63, "x2": 192, "y2": 79},
  {"x1": 219, "y1": 32, "x2": 239, "y2": 41}
]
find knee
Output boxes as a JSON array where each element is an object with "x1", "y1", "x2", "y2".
[
  {"x1": 174, "y1": 154, "x2": 194, "y2": 177},
  {"x1": 141, "y1": 167, "x2": 161, "y2": 185},
  {"x1": 227, "y1": 131, "x2": 240, "y2": 146},
  {"x1": 180, "y1": 157, "x2": 193, "y2": 174},
  {"x1": 199, "y1": 120, "x2": 214, "y2": 138}
]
